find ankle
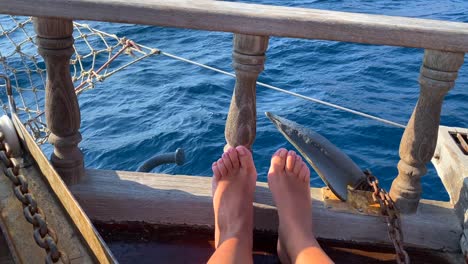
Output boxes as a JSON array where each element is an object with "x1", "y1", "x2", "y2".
[
  {"x1": 218, "y1": 228, "x2": 252, "y2": 249},
  {"x1": 290, "y1": 237, "x2": 321, "y2": 261},
  {"x1": 279, "y1": 220, "x2": 314, "y2": 243},
  {"x1": 279, "y1": 227, "x2": 318, "y2": 258},
  {"x1": 217, "y1": 216, "x2": 252, "y2": 247}
]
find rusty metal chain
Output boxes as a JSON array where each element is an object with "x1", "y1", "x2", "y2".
[
  {"x1": 364, "y1": 170, "x2": 410, "y2": 264},
  {"x1": 0, "y1": 132, "x2": 69, "y2": 264}
]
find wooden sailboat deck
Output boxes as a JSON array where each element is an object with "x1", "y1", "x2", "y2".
[
  {"x1": 1, "y1": 219, "x2": 460, "y2": 263},
  {"x1": 69, "y1": 169, "x2": 461, "y2": 254},
  {"x1": 71, "y1": 169, "x2": 463, "y2": 263},
  {"x1": 1, "y1": 220, "x2": 462, "y2": 263},
  {"x1": 1, "y1": 0, "x2": 468, "y2": 263},
  {"x1": 1, "y1": 157, "x2": 464, "y2": 263},
  {"x1": 97, "y1": 222, "x2": 461, "y2": 264}
]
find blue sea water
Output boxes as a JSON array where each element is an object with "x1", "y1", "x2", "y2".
[{"x1": 3, "y1": 0, "x2": 468, "y2": 201}]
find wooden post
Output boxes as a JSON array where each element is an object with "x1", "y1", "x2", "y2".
[
  {"x1": 34, "y1": 18, "x2": 85, "y2": 185},
  {"x1": 390, "y1": 50, "x2": 464, "y2": 213},
  {"x1": 225, "y1": 34, "x2": 269, "y2": 150}
]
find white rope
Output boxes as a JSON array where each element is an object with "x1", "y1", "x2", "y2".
[{"x1": 160, "y1": 52, "x2": 407, "y2": 129}]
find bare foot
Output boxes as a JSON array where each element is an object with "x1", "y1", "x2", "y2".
[
  {"x1": 211, "y1": 146, "x2": 257, "y2": 249},
  {"x1": 268, "y1": 149, "x2": 333, "y2": 264}
]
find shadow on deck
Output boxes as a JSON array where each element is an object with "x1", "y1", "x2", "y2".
[{"x1": 94, "y1": 221, "x2": 456, "y2": 264}]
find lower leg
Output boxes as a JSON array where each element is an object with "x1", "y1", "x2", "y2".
[
  {"x1": 208, "y1": 146, "x2": 257, "y2": 264},
  {"x1": 268, "y1": 149, "x2": 333, "y2": 264},
  {"x1": 208, "y1": 237, "x2": 252, "y2": 264}
]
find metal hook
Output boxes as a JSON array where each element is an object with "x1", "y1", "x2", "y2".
[
  {"x1": 137, "y1": 148, "x2": 185, "y2": 173},
  {"x1": 0, "y1": 75, "x2": 16, "y2": 116}
]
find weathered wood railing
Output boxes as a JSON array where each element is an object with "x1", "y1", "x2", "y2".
[
  {"x1": 225, "y1": 34, "x2": 269, "y2": 151},
  {"x1": 389, "y1": 50, "x2": 464, "y2": 213},
  {"x1": 1, "y1": 0, "x2": 467, "y2": 215},
  {"x1": 34, "y1": 17, "x2": 85, "y2": 185}
]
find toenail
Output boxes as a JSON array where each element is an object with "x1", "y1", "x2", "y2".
[
  {"x1": 279, "y1": 149, "x2": 287, "y2": 157},
  {"x1": 236, "y1": 146, "x2": 246, "y2": 155}
]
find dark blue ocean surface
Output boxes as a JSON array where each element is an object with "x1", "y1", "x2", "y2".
[{"x1": 6, "y1": 0, "x2": 468, "y2": 201}]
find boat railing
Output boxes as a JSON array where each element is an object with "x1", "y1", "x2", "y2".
[{"x1": 0, "y1": 0, "x2": 466, "y2": 216}]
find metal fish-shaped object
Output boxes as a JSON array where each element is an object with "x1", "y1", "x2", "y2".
[{"x1": 265, "y1": 112, "x2": 366, "y2": 201}]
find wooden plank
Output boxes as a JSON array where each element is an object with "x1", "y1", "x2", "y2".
[
  {"x1": 432, "y1": 126, "x2": 468, "y2": 259},
  {"x1": 432, "y1": 126, "x2": 468, "y2": 262},
  {"x1": 432, "y1": 126, "x2": 468, "y2": 217},
  {"x1": 11, "y1": 114, "x2": 116, "y2": 264},
  {"x1": 70, "y1": 169, "x2": 462, "y2": 253},
  {"x1": 455, "y1": 180, "x2": 468, "y2": 261},
  {"x1": 456, "y1": 133, "x2": 468, "y2": 153},
  {"x1": 0, "y1": 157, "x2": 96, "y2": 263},
  {"x1": 1, "y1": 0, "x2": 468, "y2": 52},
  {"x1": 0, "y1": 229, "x2": 14, "y2": 264}
]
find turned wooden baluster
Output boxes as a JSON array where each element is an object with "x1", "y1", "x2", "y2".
[
  {"x1": 225, "y1": 34, "x2": 269, "y2": 151},
  {"x1": 390, "y1": 50, "x2": 464, "y2": 213},
  {"x1": 34, "y1": 18, "x2": 85, "y2": 185}
]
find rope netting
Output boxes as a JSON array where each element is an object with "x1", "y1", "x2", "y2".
[
  {"x1": 0, "y1": 15, "x2": 159, "y2": 145},
  {"x1": 0, "y1": 15, "x2": 405, "y2": 145}
]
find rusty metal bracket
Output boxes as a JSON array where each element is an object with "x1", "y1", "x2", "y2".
[{"x1": 322, "y1": 186, "x2": 381, "y2": 216}]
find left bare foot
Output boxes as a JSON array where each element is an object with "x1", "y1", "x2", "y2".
[{"x1": 211, "y1": 146, "x2": 257, "y2": 248}]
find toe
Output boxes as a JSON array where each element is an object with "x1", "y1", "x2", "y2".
[
  {"x1": 293, "y1": 155, "x2": 302, "y2": 176},
  {"x1": 269, "y1": 148, "x2": 287, "y2": 173},
  {"x1": 299, "y1": 162, "x2": 310, "y2": 182},
  {"x1": 217, "y1": 158, "x2": 228, "y2": 178},
  {"x1": 222, "y1": 152, "x2": 233, "y2": 170},
  {"x1": 286, "y1": 150, "x2": 296, "y2": 172},
  {"x1": 227, "y1": 148, "x2": 240, "y2": 169},
  {"x1": 236, "y1": 146, "x2": 255, "y2": 170},
  {"x1": 212, "y1": 162, "x2": 221, "y2": 181}
]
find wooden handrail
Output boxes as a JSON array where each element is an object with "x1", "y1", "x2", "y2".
[{"x1": 1, "y1": 0, "x2": 468, "y2": 52}]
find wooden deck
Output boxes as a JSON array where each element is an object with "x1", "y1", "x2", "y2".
[
  {"x1": 0, "y1": 220, "x2": 462, "y2": 264},
  {"x1": 0, "y1": 231, "x2": 14, "y2": 263},
  {"x1": 95, "y1": 222, "x2": 461, "y2": 264},
  {"x1": 68, "y1": 169, "x2": 462, "y2": 255}
]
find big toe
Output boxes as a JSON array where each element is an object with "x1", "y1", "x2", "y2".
[
  {"x1": 235, "y1": 146, "x2": 255, "y2": 170},
  {"x1": 268, "y1": 148, "x2": 288, "y2": 175}
]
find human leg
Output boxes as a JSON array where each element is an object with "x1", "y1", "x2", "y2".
[
  {"x1": 268, "y1": 149, "x2": 333, "y2": 264},
  {"x1": 208, "y1": 146, "x2": 257, "y2": 264}
]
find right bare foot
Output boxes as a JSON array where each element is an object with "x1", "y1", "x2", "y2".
[
  {"x1": 268, "y1": 149, "x2": 333, "y2": 264},
  {"x1": 211, "y1": 146, "x2": 257, "y2": 249}
]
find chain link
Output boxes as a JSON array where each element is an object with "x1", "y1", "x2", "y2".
[
  {"x1": 364, "y1": 170, "x2": 410, "y2": 264},
  {"x1": 0, "y1": 132, "x2": 69, "y2": 264}
]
